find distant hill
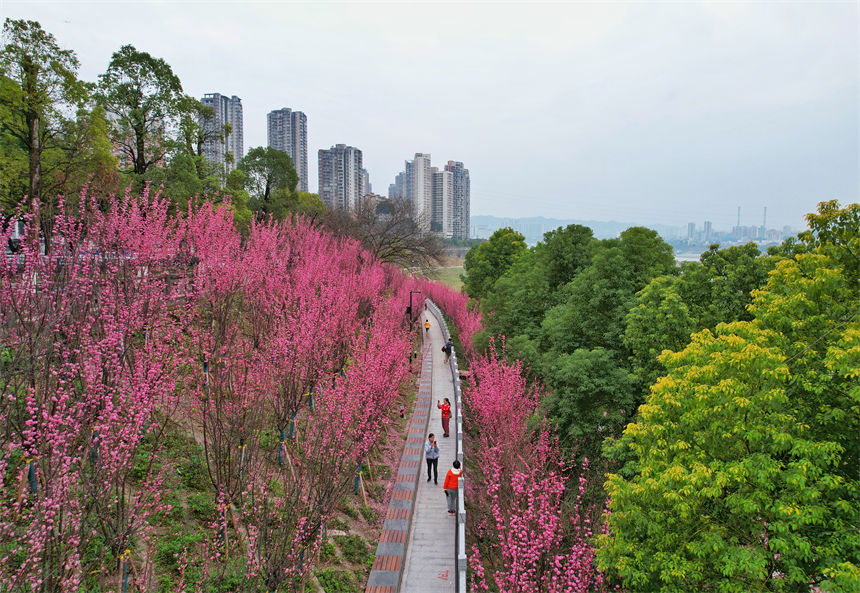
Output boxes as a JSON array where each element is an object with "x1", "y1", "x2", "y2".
[{"x1": 471, "y1": 215, "x2": 682, "y2": 243}]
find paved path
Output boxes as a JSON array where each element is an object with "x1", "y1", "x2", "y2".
[{"x1": 401, "y1": 314, "x2": 457, "y2": 592}]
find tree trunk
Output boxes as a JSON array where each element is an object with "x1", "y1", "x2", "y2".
[
  {"x1": 23, "y1": 54, "x2": 45, "y2": 251},
  {"x1": 135, "y1": 125, "x2": 147, "y2": 175}
]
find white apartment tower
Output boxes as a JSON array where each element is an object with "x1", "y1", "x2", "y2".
[
  {"x1": 445, "y1": 160, "x2": 470, "y2": 240},
  {"x1": 361, "y1": 168, "x2": 371, "y2": 197},
  {"x1": 200, "y1": 93, "x2": 244, "y2": 174},
  {"x1": 318, "y1": 144, "x2": 364, "y2": 211},
  {"x1": 431, "y1": 167, "x2": 454, "y2": 238},
  {"x1": 411, "y1": 153, "x2": 432, "y2": 230},
  {"x1": 267, "y1": 108, "x2": 309, "y2": 192}
]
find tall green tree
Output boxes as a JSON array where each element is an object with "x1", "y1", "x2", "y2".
[
  {"x1": 599, "y1": 245, "x2": 860, "y2": 592},
  {"x1": 462, "y1": 226, "x2": 527, "y2": 300},
  {"x1": 542, "y1": 227, "x2": 675, "y2": 354},
  {"x1": 0, "y1": 18, "x2": 88, "y2": 217},
  {"x1": 623, "y1": 275, "x2": 696, "y2": 387},
  {"x1": 541, "y1": 347, "x2": 636, "y2": 455},
  {"x1": 539, "y1": 223, "x2": 595, "y2": 289},
  {"x1": 238, "y1": 146, "x2": 298, "y2": 218},
  {"x1": 97, "y1": 44, "x2": 185, "y2": 176}
]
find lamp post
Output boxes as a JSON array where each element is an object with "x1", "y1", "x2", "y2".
[{"x1": 408, "y1": 290, "x2": 421, "y2": 323}]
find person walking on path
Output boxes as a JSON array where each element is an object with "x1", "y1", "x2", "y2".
[
  {"x1": 424, "y1": 319, "x2": 431, "y2": 334},
  {"x1": 437, "y1": 398, "x2": 451, "y2": 437},
  {"x1": 442, "y1": 338, "x2": 453, "y2": 363},
  {"x1": 443, "y1": 460, "x2": 463, "y2": 514},
  {"x1": 424, "y1": 434, "x2": 439, "y2": 484}
]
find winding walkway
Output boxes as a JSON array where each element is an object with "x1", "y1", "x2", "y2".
[{"x1": 366, "y1": 311, "x2": 457, "y2": 592}]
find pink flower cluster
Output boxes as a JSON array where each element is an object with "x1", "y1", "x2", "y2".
[
  {"x1": 460, "y1": 344, "x2": 605, "y2": 591},
  {"x1": 416, "y1": 279, "x2": 481, "y2": 356},
  {"x1": 0, "y1": 189, "x2": 417, "y2": 591}
]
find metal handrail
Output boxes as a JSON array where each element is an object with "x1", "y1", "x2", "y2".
[{"x1": 425, "y1": 299, "x2": 467, "y2": 593}]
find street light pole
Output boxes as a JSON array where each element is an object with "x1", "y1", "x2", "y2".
[{"x1": 409, "y1": 290, "x2": 421, "y2": 323}]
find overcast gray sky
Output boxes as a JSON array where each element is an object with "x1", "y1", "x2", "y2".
[{"x1": 3, "y1": 0, "x2": 857, "y2": 229}]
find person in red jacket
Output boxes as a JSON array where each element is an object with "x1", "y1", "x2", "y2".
[
  {"x1": 437, "y1": 398, "x2": 451, "y2": 437},
  {"x1": 443, "y1": 460, "x2": 462, "y2": 514}
]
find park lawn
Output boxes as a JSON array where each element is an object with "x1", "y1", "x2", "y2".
[{"x1": 432, "y1": 266, "x2": 464, "y2": 291}]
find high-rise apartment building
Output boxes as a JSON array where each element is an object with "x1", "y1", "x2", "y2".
[
  {"x1": 687, "y1": 222, "x2": 696, "y2": 240},
  {"x1": 445, "y1": 161, "x2": 470, "y2": 240},
  {"x1": 411, "y1": 154, "x2": 432, "y2": 228},
  {"x1": 267, "y1": 108, "x2": 308, "y2": 192},
  {"x1": 389, "y1": 171, "x2": 408, "y2": 200},
  {"x1": 361, "y1": 168, "x2": 371, "y2": 197},
  {"x1": 703, "y1": 220, "x2": 713, "y2": 242},
  {"x1": 318, "y1": 144, "x2": 364, "y2": 211},
  {"x1": 200, "y1": 93, "x2": 244, "y2": 174},
  {"x1": 390, "y1": 155, "x2": 470, "y2": 238},
  {"x1": 431, "y1": 167, "x2": 453, "y2": 238}
]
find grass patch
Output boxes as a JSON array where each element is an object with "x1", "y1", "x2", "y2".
[
  {"x1": 315, "y1": 567, "x2": 360, "y2": 593},
  {"x1": 341, "y1": 503, "x2": 359, "y2": 519},
  {"x1": 359, "y1": 505, "x2": 379, "y2": 525},
  {"x1": 186, "y1": 491, "x2": 215, "y2": 522},
  {"x1": 431, "y1": 266, "x2": 464, "y2": 291},
  {"x1": 319, "y1": 540, "x2": 337, "y2": 562},
  {"x1": 333, "y1": 534, "x2": 371, "y2": 566}
]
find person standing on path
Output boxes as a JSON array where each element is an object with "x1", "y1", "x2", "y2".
[
  {"x1": 424, "y1": 433, "x2": 439, "y2": 484},
  {"x1": 443, "y1": 460, "x2": 463, "y2": 514},
  {"x1": 442, "y1": 338, "x2": 453, "y2": 363},
  {"x1": 437, "y1": 398, "x2": 451, "y2": 437},
  {"x1": 424, "y1": 319, "x2": 431, "y2": 334}
]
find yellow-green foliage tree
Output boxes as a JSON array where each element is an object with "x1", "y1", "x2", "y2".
[{"x1": 599, "y1": 202, "x2": 859, "y2": 593}]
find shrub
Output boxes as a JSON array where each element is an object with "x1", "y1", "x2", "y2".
[
  {"x1": 156, "y1": 531, "x2": 205, "y2": 572},
  {"x1": 186, "y1": 492, "x2": 215, "y2": 521},
  {"x1": 319, "y1": 540, "x2": 337, "y2": 562},
  {"x1": 341, "y1": 504, "x2": 359, "y2": 519},
  {"x1": 315, "y1": 568, "x2": 360, "y2": 593},
  {"x1": 333, "y1": 535, "x2": 370, "y2": 566},
  {"x1": 359, "y1": 505, "x2": 379, "y2": 524}
]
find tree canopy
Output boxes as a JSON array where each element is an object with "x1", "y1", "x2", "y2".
[
  {"x1": 598, "y1": 202, "x2": 860, "y2": 593},
  {"x1": 97, "y1": 44, "x2": 185, "y2": 176},
  {"x1": 462, "y1": 226, "x2": 527, "y2": 300}
]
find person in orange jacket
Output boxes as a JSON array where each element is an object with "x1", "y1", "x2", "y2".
[
  {"x1": 443, "y1": 460, "x2": 462, "y2": 515},
  {"x1": 424, "y1": 319, "x2": 431, "y2": 333}
]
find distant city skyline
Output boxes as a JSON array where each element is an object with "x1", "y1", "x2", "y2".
[{"x1": 6, "y1": 1, "x2": 856, "y2": 229}]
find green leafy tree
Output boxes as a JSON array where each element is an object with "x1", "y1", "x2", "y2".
[
  {"x1": 800, "y1": 199, "x2": 859, "y2": 281},
  {"x1": 542, "y1": 227, "x2": 675, "y2": 354},
  {"x1": 681, "y1": 242, "x2": 774, "y2": 328},
  {"x1": 480, "y1": 250, "x2": 551, "y2": 343},
  {"x1": 160, "y1": 151, "x2": 202, "y2": 211},
  {"x1": 0, "y1": 18, "x2": 89, "y2": 223},
  {"x1": 623, "y1": 275, "x2": 696, "y2": 387},
  {"x1": 292, "y1": 191, "x2": 325, "y2": 219},
  {"x1": 539, "y1": 223, "x2": 595, "y2": 289},
  {"x1": 97, "y1": 44, "x2": 185, "y2": 176},
  {"x1": 462, "y1": 227, "x2": 527, "y2": 300},
  {"x1": 238, "y1": 146, "x2": 298, "y2": 218},
  {"x1": 599, "y1": 248, "x2": 859, "y2": 592},
  {"x1": 223, "y1": 168, "x2": 253, "y2": 230},
  {"x1": 541, "y1": 347, "x2": 635, "y2": 456}
]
